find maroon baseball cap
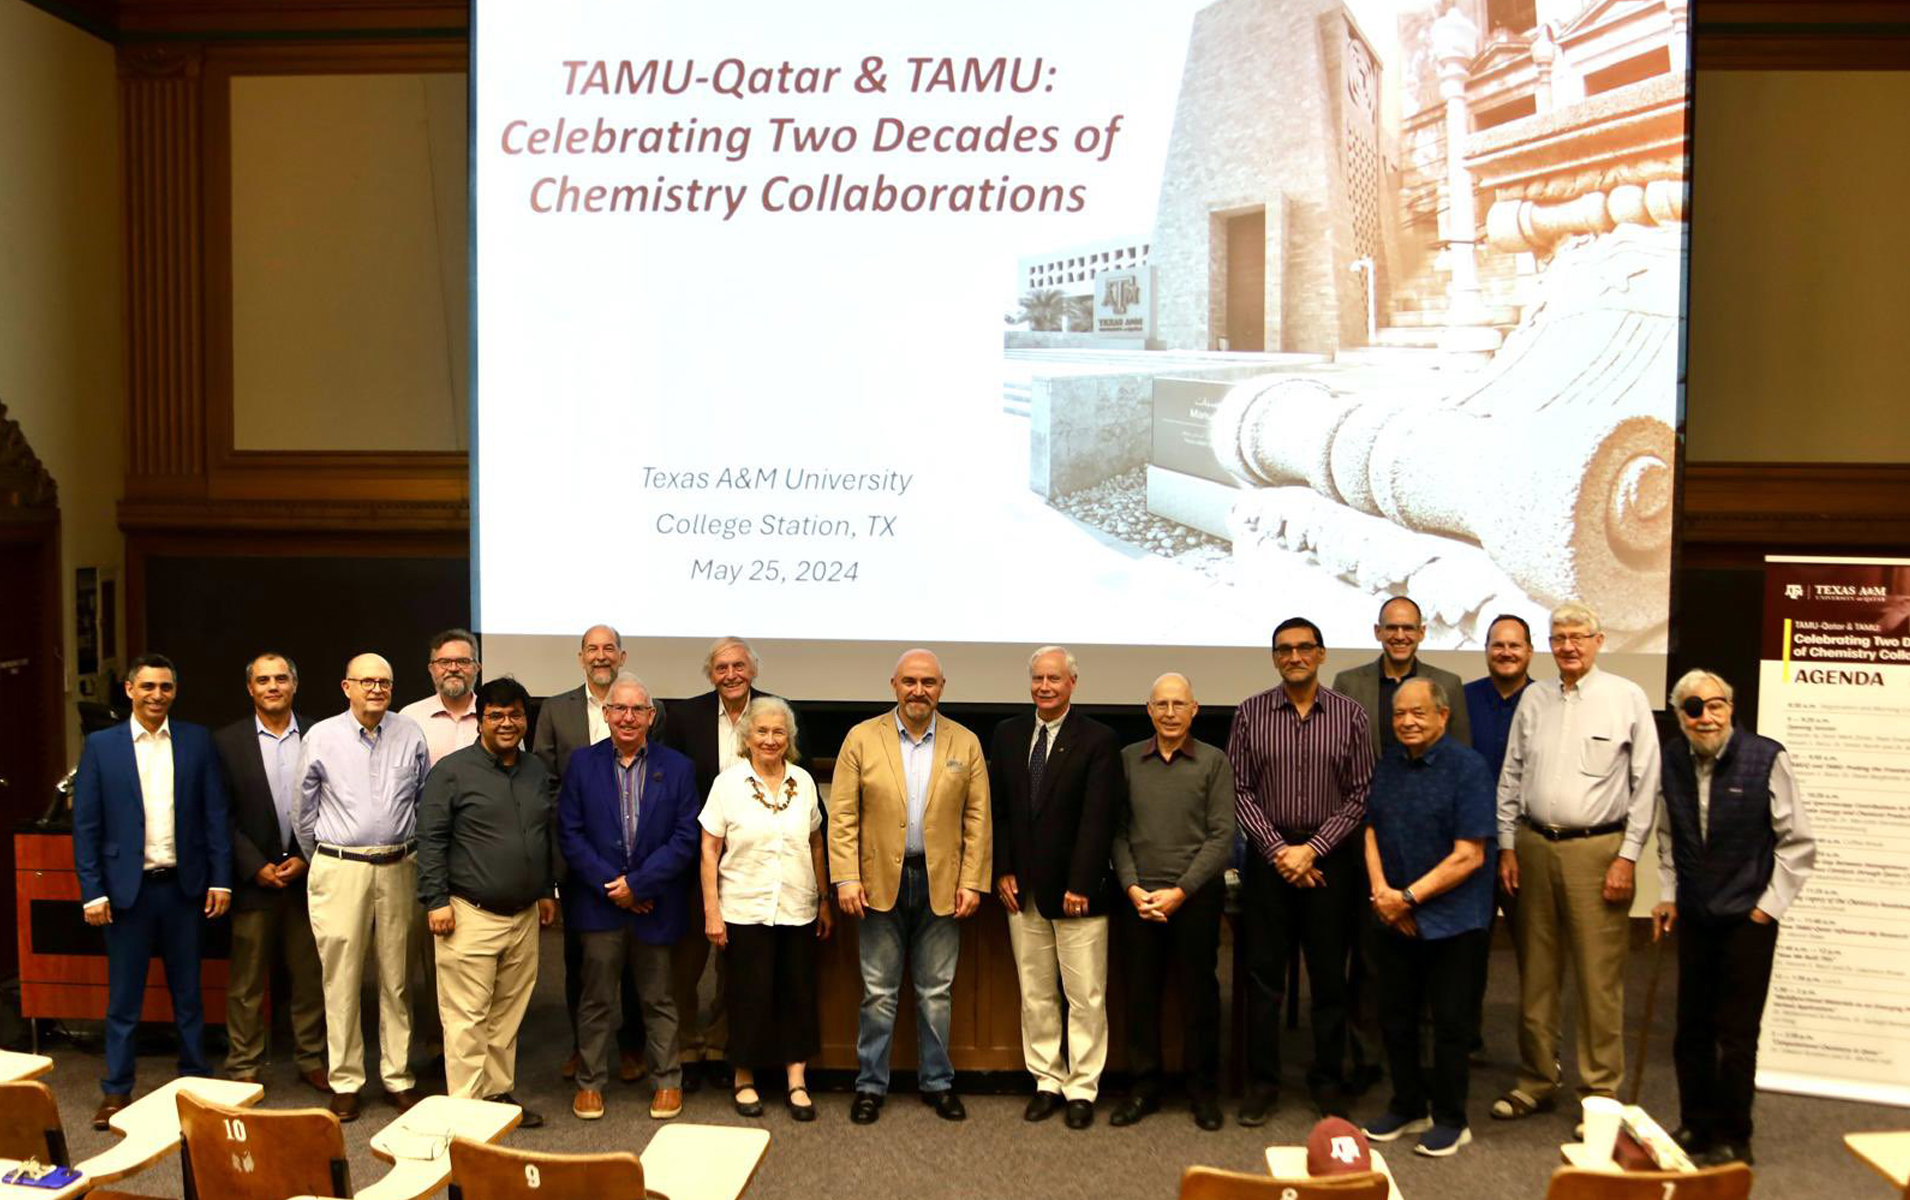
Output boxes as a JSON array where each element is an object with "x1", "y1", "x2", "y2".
[{"x1": 1306, "y1": 1117, "x2": 1374, "y2": 1176}]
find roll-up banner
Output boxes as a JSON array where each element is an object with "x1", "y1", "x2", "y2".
[{"x1": 1755, "y1": 554, "x2": 1910, "y2": 1107}]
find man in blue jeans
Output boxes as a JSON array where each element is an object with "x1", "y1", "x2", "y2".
[{"x1": 829, "y1": 650, "x2": 993, "y2": 1124}]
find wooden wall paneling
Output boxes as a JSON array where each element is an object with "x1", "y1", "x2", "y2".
[
  {"x1": 114, "y1": 0, "x2": 468, "y2": 38},
  {"x1": 1693, "y1": 1, "x2": 1910, "y2": 69},
  {"x1": 119, "y1": 43, "x2": 207, "y2": 500},
  {"x1": 1678, "y1": 462, "x2": 1910, "y2": 562}
]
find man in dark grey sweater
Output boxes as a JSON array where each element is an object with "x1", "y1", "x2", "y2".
[{"x1": 1109, "y1": 673, "x2": 1236, "y2": 1131}]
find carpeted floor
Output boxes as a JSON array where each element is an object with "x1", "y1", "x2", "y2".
[{"x1": 24, "y1": 926, "x2": 1906, "y2": 1199}]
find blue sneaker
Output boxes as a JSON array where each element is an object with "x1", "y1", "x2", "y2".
[
  {"x1": 1364, "y1": 1111, "x2": 1433, "y2": 1142},
  {"x1": 1415, "y1": 1123, "x2": 1473, "y2": 1157}
]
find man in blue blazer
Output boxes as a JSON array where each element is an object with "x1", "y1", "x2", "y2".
[
  {"x1": 557, "y1": 672, "x2": 702, "y2": 1122},
  {"x1": 73, "y1": 653, "x2": 233, "y2": 1128}
]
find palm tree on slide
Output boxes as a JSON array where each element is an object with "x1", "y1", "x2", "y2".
[{"x1": 1005, "y1": 288, "x2": 1068, "y2": 331}]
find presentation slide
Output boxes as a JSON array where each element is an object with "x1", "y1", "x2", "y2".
[{"x1": 473, "y1": 0, "x2": 1687, "y2": 702}]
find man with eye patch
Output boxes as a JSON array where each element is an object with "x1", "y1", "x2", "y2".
[
  {"x1": 1650, "y1": 669, "x2": 1813, "y2": 1168},
  {"x1": 1491, "y1": 601, "x2": 1658, "y2": 1123}
]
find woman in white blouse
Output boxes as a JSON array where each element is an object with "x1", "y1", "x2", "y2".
[{"x1": 700, "y1": 695, "x2": 832, "y2": 1120}]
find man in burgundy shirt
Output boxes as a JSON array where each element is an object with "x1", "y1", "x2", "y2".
[{"x1": 1229, "y1": 617, "x2": 1374, "y2": 1124}]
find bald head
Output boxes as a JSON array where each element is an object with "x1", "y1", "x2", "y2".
[
  {"x1": 342, "y1": 652, "x2": 396, "y2": 727},
  {"x1": 578, "y1": 624, "x2": 627, "y2": 695},
  {"x1": 1146, "y1": 672, "x2": 1198, "y2": 751},
  {"x1": 891, "y1": 648, "x2": 945, "y2": 736}
]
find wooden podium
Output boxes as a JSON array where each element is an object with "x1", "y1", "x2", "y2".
[{"x1": 13, "y1": 831, "x2": 231, "y2": 1038}]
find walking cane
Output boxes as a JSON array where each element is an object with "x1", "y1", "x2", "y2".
[{"x1": 1628, "y1": 928, "x2": 1669, "y2": 1106}]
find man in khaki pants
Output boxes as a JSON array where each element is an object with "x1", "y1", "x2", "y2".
[
  {"x1": 1492, "y1": 602, "x2": 1659, "y2": 1122},
  {"x1": 417, "y1": 678, "x2": 560, "y2": 1126},
  {"x1": 295, "y1": 652, "x2": 432, "y2": 1122}
]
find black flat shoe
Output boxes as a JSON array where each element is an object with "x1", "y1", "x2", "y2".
[
  {"x1": 786, "y1": 1086, "x2": 816, "y2": 1122},
  {"x1": 849, "y1": 1090, "x2": 883, "y2": 1124},
  {"x1": 1064, "y1": 1099, "x2": 1095, "y2": 1129},
  {"x1": 732, "y1": 1085, "x2": 763, "y2": 1117},
  {"x1": 1109, "y1": 1095, "x2": 1157, "y2": 1127},
  {"x1": 1024, "y1": 1091, "x2": 1065, "y2": 1122},
  {"x1": 1192, "y1": 1098, "x2": 1223, "y2": 1131},
  {"x1": 1238, "y1": 1092, "x2": 1278, "y2": 1127},
  {"x1": 920, "y1": 1090, "x2": 966, "y2": 1121}
]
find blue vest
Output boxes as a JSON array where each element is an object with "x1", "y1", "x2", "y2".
[{"x1": 1660, "y1": 730, "x2": 1781, "y2": 920}]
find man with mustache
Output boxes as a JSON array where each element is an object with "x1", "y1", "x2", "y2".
[
  {"x1": 1650, "y1": 670, "x2": 1814, "y2": 1168},
  {"x1": 399, "y1": 629, "x2": 483, "y2": 768},
  {"x1": 1493, "y1": 602, "x2": 1658, "y2": 1122},
  {"x1": 533, "y1": 624, "x2": 657, "y2": 1083}
]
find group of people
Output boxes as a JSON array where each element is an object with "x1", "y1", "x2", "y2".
[{"x1": 70, "y1": 601, "x2": 1812, "y2": 1168}]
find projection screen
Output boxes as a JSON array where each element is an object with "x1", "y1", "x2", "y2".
[{"x1": 473, "y1": 0, "x2": 1688, "y2": 703}]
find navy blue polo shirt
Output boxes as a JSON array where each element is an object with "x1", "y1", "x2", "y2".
[
  {"x1": 1463, "y1": 676, "x2": 1529, "y2": 781},
  {"x1": 1367, "y1": 738, "x2": 1496, "y2": 940}
]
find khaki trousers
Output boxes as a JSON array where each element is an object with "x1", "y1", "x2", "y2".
[
  {"x1": 1006, "y1": 903, "x2": 1109, "y2": 1102},
  {"x1": 1511, "y1": 826, "x2": 1630, "y2": 1101},
  {"x1": 226, "y1": 886, "x2": 327, "y2": 1075},
  {"x1": 308, "y1": 848, "x2": 418, "y2": 1095},
  {"x1": 435, "y1": 897, "x2": 540, "y2": 1099}
]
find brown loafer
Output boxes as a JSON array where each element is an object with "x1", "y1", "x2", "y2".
[
  {"x1": 330, "y1": 1092, "x2": 361, "y2": 1123},
  {"x1": 573, "y1": 1089, "x2": 605, "y2": 1121},
  {"x1": 650, "y1": 1087, "x2": 683, "y2": 1120},
  {"x1": 619, "y1": 1052, "x2": 648, "y2": 1084},
  {"x1": 301, "y1": 1067, "x2": 332, "y2": 1094},
  {"x1": 561, "y1": 1051, "x2": 580, "y2": 1080},
  {"x1": 93, "y1": 1093, "x2": 131, "y2": 1131},
  {"x1": 387, "y1": 1088, "x2": 422, "y2": 1113}
]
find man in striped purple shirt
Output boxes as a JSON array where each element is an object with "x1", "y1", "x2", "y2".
[{"x1": 1229, "y1": 617, "x2": 1375, "y2": 1125}]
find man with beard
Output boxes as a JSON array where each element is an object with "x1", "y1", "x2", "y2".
[
  {"x1": 1651, "y1": 670, "x2": 1814, "y2": 1167},
  {"x1": 533, "y1": 624, "x2": 654, "y2": 1083},
  {"x1": 400, "y1": 629, "x2": 482, "y2": 768}
]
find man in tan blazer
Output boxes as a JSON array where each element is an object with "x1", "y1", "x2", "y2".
[{"x1": 830, "y1": 648, "x2": 991, "y2": 1126}]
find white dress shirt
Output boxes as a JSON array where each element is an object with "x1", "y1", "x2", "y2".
[
  {"x1": 1496, "y1": 667, "x2": 1661, "y2": 861},
  {"x1": 134, "y1": 718, "x2": 177, "y2": 871},
  {"x1": 716, "y1": 704, "x2": 744, "y2": 777},
  {"x1": 585, "y1": 685, "x2": 610, "y2": 747}
]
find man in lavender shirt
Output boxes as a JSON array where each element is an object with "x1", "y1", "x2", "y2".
[{"x1": 296, "y1": 651, "x2": 431, "y2": 1122}]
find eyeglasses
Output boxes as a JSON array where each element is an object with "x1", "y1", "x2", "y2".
[
  {"x1": 1549, "y1": 632, "x2": 1596, "y2": 646},
  {"x1": 1680, "y1": 696, "x2": 1731, "y2": 719},
  {"x1": 1378, "y1": 624, "x2": 1422, "y2": 635},
  {"x1": 604, "y1": 703, "x2": 654, "y2": 717},
  {"x1": 348, "y1": 678, "x2": 394, "y2": 692},
  {"x1": 1273, "y1": 642, "x2": 1321, "y2": 658},
  {"x1": 429, "y1": 657, "x2": 476, "y2": 670},
  {"x1": 1149, "y1": 699, "x2": 1192, "y2": 712}
]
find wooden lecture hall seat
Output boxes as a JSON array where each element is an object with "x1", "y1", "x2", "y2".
[{"x1": 1180, "y1": 1164, "x2": 1389, "y2": 1199}]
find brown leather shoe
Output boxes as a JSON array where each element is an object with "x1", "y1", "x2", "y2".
[
  {"x1": 387, "y1": 1088, "x2": 422, "y2": 1113},
  {"x1": 649, "y1": 1087, "x2": 683, "y2": 1120},
  {"x1": 227, "y1": 1072, "x2": 261, "y2": 1085},
  {"x1": 330, "y1": 1092, "x2": 361, "y2": 1123},
  {"x1": 92, "y1": 1093, "x2": 131, "y2": 1131},
  {"x1": 619, "y1": 1051, "x2": 648, "y2": 1084},
  {"x1": 301, "y1": 1067, "x2": 332, "y2": 1094},
  {"x1": 560, "y1": 1051, "x2": 580, "y2": 1080},
  {"x1": 572, "y1": 1089, "x2": 605, "y2": 1121}
]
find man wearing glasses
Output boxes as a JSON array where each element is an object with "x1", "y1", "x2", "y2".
[
  {"x1": 399, "y1": 629, "x2": 483, "y2": 767},
  {"x1": 1229, "y1": 618, "x2": 1373, "y2": 1124},
  {"x1": 295, "y1": 652, "x2": 432, "y2": 1122},
  {"x1": 1492, "y1": 602, "x2": 1659, "y2": 1122},
  {"x1": 1650, "y1": 670, "x2": 1813, "y2": 1167}
]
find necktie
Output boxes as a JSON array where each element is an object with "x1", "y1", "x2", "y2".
[{"x1": 1029, "y1": 722, "x2": 1050, "y2": 807}]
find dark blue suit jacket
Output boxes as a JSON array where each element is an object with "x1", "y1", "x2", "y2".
[
  {"x1": 558, "y1": 739, "x2": 701, "y2": 944},
  {"x1": 73, "y1": 720, "x2": 233, "y2": 909}
]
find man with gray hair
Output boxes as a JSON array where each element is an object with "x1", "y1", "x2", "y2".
[
  {"x1": 991, "y1": 646, "x2": 1122, "y2": 1129},
  {"x1": 1492, "y1": 602, "x2": 1659, "y2": 1122},
  {"x1": 1650, "y1": 669, "x2": 1813, "y2": 1167}
]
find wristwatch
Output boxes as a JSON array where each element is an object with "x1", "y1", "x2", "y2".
[{"x1": 1401, "y1": 887, "x2": 1419, "y2": 909}]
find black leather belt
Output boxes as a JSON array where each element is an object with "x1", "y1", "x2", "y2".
[
  {"x1": 452, "y1": 891, "x2": 535, "y2": 917},
  {"x1": 317, "y1": 843, "x2": 415, "y2": 865},
  {"x1": 1521, "y1": 816, "x2": 1626, "y2": 842},
  {"x1": 144, "y1": 866, "x2": 177, "y2": 881}
]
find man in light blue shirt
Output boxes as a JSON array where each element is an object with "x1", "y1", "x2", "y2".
[{"x1": 295, "y1": 652, "x2": 431, "y2": 1122}]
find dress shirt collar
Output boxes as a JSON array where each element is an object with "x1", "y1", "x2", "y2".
[
  {"x1": 1556, "y1": 665, "x2": 1600, "y2": 696},
  {"x1": 1035, "y1": 707, "x2": 1069, "y2": 736},
  {"x1": 132, "y1": 717, "x2": 171, "y2": 743},
  {"x1": 417, "y1": 694, "x2": 476, "y2": 721},
  {"x1": 894, "y1": 711, "x2": 937, "y2": 746},
  {"x1": 480, "y1": 742, "x2": 524, "y2": 773},
  {"x1": 616, "y1": 742, "x2": 648, "y2": 770},
  {"x1": 584, "y1": 682, "x2": 605, "y2": 710},
  {"x1": 255, "y1": 713, "x2": 301, "y2": 739},
  {"x1": 1141, "y1": 737, "x2": 1197, "y2": 763}
]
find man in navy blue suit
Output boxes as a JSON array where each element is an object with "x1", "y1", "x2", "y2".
[
  {"x1": 73, "y1": 653, "x2": 233, "y2": 1128},
  {"x1": 557, "y1": 672, "x2": 702, "y2": 1123}
]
